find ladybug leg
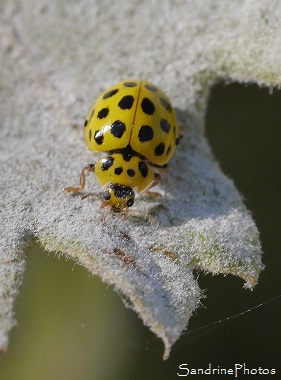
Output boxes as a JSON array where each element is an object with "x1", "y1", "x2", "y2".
[
  {"x1": 81, "y1": 193, "x2": 103, "y2": 202},
  {"x1": 63, "y1": 163, "x2": 95, "y2": 194},
  {"x1": 145, "y1": 172, "x2": 162, "y2": 198}
]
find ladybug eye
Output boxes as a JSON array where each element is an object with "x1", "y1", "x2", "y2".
[
  {"x1": 103, "y1": 191, "x2": 111, "y2": 200},
  {"x1": 127, "y1": 197, "x2": 134, "y2": 207}
]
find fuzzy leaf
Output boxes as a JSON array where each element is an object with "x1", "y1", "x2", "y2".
[{"x1": 2, "y1": 0, "x2": 278, "y2": 359}]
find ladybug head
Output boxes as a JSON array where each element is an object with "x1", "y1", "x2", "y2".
[{"x1": 103, "y1": 183, "x2": 135, "y2": 212}]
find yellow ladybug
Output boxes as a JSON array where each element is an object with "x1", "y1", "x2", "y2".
[{"x1": 64, "y1": 79, "x2": 179, "y2": 213}]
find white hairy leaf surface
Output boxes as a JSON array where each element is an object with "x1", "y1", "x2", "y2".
[{"x1": 1, "y1": 0, "x2": 278, "y2": 359}]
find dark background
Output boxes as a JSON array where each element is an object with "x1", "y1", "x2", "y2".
[{"x1": 0, "y1": 82, "x2": 280, "y2": 379}]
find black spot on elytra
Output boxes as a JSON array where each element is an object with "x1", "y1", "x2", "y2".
[
  {"x1": 111, "y1": 120, "x2": 126, "y2": 138},
  {"x1": 166, "y1": 145, "x2": 171, "y2": 156},
  {"x1": 175, "y1": 137, "x2": 180, "y2": 145},
  {"x1": 138, "y1": 161, "x2": 148, "y2": 177},
  {"x1": 138, "y1": 125, "x2": 154, "y2": 142},
  {"x1": 101, "y1": 156, "x2": 114, "y2": 170},
  {"x1": 160, "y1": 119, "x2": 170, "y2": 133},
  {"x1": 94, "y1": 130, "x2": 103, "y2": 144},
  {"x1": 103, "y1": 89, "x2": 119, "y2": 99},
  {"x1": 121, "y1": 145, "x2": 134, "y2": 161},
  {"x1": 123, "y1": 81, "x2": 137, "y2": 87},
  {"x1": 84, "y1": 120, "x2": 88, "y2": 127},
  {"x1": 155, "y1": 142, "x2": 165, "y2": 156},
  {"x1": 97, "y1": 107, "x2": 109, "y2": 119},
  {"x1": 127, "y1": 169, "x2": 135, "y2": 177},
  {"x1": 118, "y1": 95, "x2": 134, "y2": 110},
  {"x1": 159, "y1": 97, "x2": 172, "y2": 112},
  {"x1": 141, "y1": 98, "x2": 155, "y2": 115},
  {"x1": 88, "y1": 129, "x2": 92, "y2": 141}
]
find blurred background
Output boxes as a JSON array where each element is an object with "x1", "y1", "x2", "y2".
[{"x1": 0, "y1": 82, "x2": 280, "y2": 379}]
